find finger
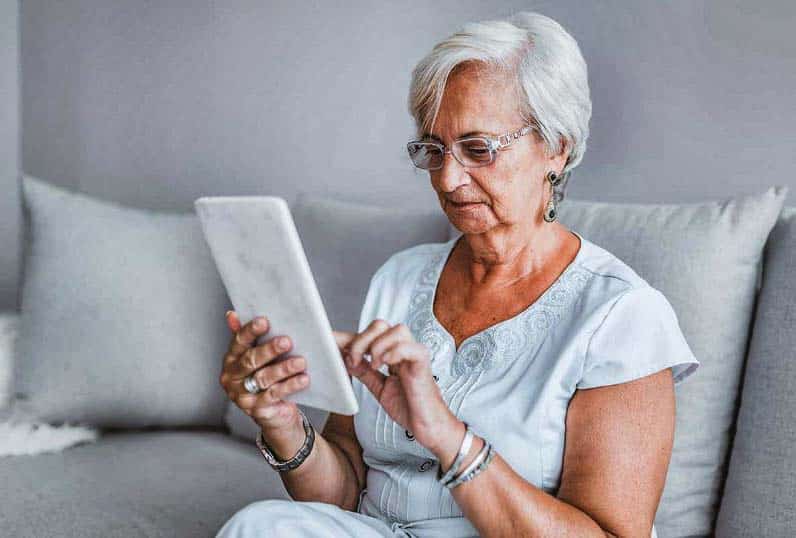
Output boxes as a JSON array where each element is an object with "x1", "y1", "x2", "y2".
[
  {"x1": 253, "y1": 355, "x2": 306, "y2": 393},
  {"x1": 227, "y1": 315, "x2": 270, "y2": 358},
  {"x1": 333, "y1": 329, "x2": 356, "y2": 351},
  {"x1": 231, "y1": 334, "x2": 293, "y2": 377},
  {"x1": 231, "y1": 358, "x2": 302, "y2": 409},
  {"x1": 235, "y1": 389, "x2": 295, "y2": 420},
  {"x1": 367, "y1": 323, "x2": 411, "y2": 369},
  {"x1": 352, "y1": 362, "x2": 388, "y2": 399},
  {"x1": 374, "y1": 341, "x2": 428, "y2": 370},
  {"x1": 347, "y1": 319, "x2": 391, "y2": 368},
  {"x1": 226, "y1": 310, "x2": 242, "y2": 332},
  {"x1": 256, "y1": 371, "x2": 310, "y2": 406}
]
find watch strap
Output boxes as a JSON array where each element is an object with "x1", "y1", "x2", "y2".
[{"x1": 255, "y1": 409, "x2": 315, "y2": 472}]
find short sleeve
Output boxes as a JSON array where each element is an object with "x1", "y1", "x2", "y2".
[{"x1": 576, "y1": 285, "x2": 700, "y2": 390}]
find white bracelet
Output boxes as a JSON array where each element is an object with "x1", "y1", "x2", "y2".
[
  {"x1": 436, "y1": 422, "x2": 474, "y2": 486},
  {"x1": 444, "y1": 439, "x2": 494, "y2": 490}
]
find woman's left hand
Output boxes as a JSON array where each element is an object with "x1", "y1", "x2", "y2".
[{"x1": 341, "y1": 319, "x2": 456, "y2": 453}]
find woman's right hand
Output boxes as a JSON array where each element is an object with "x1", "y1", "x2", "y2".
[{"x1": 220, "y1": 311, "x2": 309, "y2": 433}]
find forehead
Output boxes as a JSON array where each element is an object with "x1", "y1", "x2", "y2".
[{"x1": 425, "y1": 64, "x2": 521, "y2": 141}]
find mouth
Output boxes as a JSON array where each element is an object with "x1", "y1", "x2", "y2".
[{"x1": 448, "y1": 200, "x2": 483, "y2": 211}]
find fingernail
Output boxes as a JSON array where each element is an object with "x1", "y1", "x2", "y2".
[
  {"x1": 225, "y1": 310, "x2": 233, "y2": 318},
  {"x1": 277, "y1": 337, "x2": 289, "y2": 349},
  {"x1": 255, "y1": 317, "x2": 266, "y2": 328}
]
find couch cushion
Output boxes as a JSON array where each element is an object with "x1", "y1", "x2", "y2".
[
  {"x1": 715, "y1": 206, "x2": 796, "y2": 536},
  {"x1": 224, "y1": 193, "x2": 451, "y2": 441},
  {"x1": 448, "y1": 186, "x2": 788, "y2": 537},
  {"x1": 0, "y1": 429, "x2": 289, "y2": 537},
  {"x1": 15, "y1": 175, "x2": 230, "y2": 428}
]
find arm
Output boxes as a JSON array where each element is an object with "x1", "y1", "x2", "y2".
[
  {"x1": 431, "y1": 368, "x2": 674, "y2": 537},
  {"x1": 265, "y1": 411, "x2": 367, "y2": 512}
]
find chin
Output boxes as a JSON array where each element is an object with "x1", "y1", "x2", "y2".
[{"x1": 449, "y1": 221, "x2": 489, "y2": 235}]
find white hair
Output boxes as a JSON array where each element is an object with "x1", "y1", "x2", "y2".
[{"x1": 408, "y1": 11, "x2": 592, "y2": 202}]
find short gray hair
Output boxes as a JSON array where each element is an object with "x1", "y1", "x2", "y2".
[{"x1": 408, "y1": 11, "x2": 592, "y2": 202}]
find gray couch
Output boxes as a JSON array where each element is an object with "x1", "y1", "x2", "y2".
[{"x1": 0, "y1": 173, "x2": 794, "y2": 537}]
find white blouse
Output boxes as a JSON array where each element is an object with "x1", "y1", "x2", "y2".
[{"x1": 350, "y1": 231, "x2": 699, "y2": 536}]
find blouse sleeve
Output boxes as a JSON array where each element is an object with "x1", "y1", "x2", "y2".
[{"x1": 576, "y1": 285, "x2": 700, "y2": 390}]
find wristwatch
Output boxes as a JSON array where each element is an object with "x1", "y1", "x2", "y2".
[{"x1": 255, "y1": 409, "x2": 315, "y2": 472}]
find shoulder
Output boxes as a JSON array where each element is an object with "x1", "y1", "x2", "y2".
[
  {"x1": 574, "y1": 234, "x2": 667, "y2": 308},
  {"x1": 356, "y1": 239, "x2": 452, "y2": 334},
  {"x1": 571, "y1": 234, "x2": 685, "y2": 341},
  {"x1": 367, "y1": 239, "x2": 451, "y2": 290},
  {"x1": 577, "y1": 235, "x2": 650, "y2": 291},
  {"x1": 572, "y1": 235, "x2": 699, "y2": 389}
]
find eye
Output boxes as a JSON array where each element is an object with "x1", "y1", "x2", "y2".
[
  {"x1": 408, "y1": 142, "x2": 444, "y2": 169},
  {"x1": 458, "y1": 139, "x2": 493, "y2": 163}
]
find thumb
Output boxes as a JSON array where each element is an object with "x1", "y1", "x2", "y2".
[{"x1": 333, "y1": 329, "x2": 356, "y2": 351}]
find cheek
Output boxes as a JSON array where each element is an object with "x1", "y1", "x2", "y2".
[
  {"x1": 481, "y1": 160, "x2": 527, "y2": 197},
  {"x1": 484, "y1": 159, "x2": 544, "y2": 213},
  {"x1": 503, "y1": 154, "x2": 547, "y2": 196}
]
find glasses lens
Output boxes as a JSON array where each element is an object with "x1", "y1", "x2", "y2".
[
  {"x1": 407, "y1": 142, "x2": 443, "y2": 170},
  {"x1": 453, "y1": 138, "x2": 494, "y2": 167}
]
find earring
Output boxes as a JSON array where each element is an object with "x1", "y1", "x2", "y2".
[{"x1": 543, "y1": 171, "x2": 559, "y2": 223}]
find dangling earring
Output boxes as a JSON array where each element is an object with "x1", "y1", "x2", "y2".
[{"x1": 543, "y1": 171, "x2": 559, "y2": 223}]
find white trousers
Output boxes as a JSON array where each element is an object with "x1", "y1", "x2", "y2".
[
  {"x1": 215, "y1": 496, "x2": 480, "y2": 538},
  {"x1": 215, "y1": 497, "x2": 658, "y2": 538}
]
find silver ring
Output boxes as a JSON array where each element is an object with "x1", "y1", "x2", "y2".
[{"x1": 243, "y1": 374, "x2": 261, "y2": 395}]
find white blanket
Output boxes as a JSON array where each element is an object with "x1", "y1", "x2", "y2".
[
  {"x1": 0, "y1": 400, "x2": 100, "y2": 457},
  {"x1": 0, "y1": 312, "x2": 100, "y2": 457}
]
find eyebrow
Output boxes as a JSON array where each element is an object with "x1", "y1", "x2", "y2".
[{"x1": 421, "y1": 130, "x2": 498, "y2": 142}]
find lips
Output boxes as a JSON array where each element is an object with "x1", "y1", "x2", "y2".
[{"x1": 449, "y1": 200, "x2": 482, "y2": 211}]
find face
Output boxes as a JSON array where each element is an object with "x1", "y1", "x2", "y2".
[{"x1": 424, "y1": 63, "x2": 569, "y2": 237}]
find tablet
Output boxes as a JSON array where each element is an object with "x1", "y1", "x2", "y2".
[{"x1": 194, "y1": 195, "x2": 359, "y2": 416}]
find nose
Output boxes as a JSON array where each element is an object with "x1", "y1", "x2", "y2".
[{"x1": 433, "y1": 151, "x2": 469, "y2": 193}]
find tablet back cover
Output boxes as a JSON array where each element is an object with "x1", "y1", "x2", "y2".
[{"x1": 194, "y1": 196, "x2": 358, "y2": 415}]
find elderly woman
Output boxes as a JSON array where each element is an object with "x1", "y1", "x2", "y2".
[{"x1": 217, "y1": 11, "x2": 699, "y2": 538}]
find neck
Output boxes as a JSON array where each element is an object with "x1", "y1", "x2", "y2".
[{"x1": 455, "y1": 224, "x2": 567, "y2": 288}]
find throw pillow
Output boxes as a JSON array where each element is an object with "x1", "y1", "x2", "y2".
[{"x1": 15, "y1": 175, "x2": 230, "y2": 428}]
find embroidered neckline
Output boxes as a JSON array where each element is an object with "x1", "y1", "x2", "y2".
[
  {"x1": 406, "y1": 231, "x2": 593, "y2": 381},
  {"x1": 430, "y1": 231, "x2": 588, "y2": 355}
]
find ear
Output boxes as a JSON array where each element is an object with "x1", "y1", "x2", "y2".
[
  {"x1": 547, "y1": 136, "x2": 571, "y2": 177},
  {"x1": 549, "y1": 136, "x2": 571, "y2": 173}
]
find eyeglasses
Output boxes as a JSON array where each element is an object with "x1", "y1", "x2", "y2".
[{"x1": 406, "y1": 124, "x2": 536, "y2": 171}]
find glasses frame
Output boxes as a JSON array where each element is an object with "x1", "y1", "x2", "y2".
[{"x1": 406, "y1": 123, "x2": 537, "y2": 171}]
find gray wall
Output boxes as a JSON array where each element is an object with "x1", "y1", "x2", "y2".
[{"x1": 4, "y1": 1, "x2": 796, "y2": 310}]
